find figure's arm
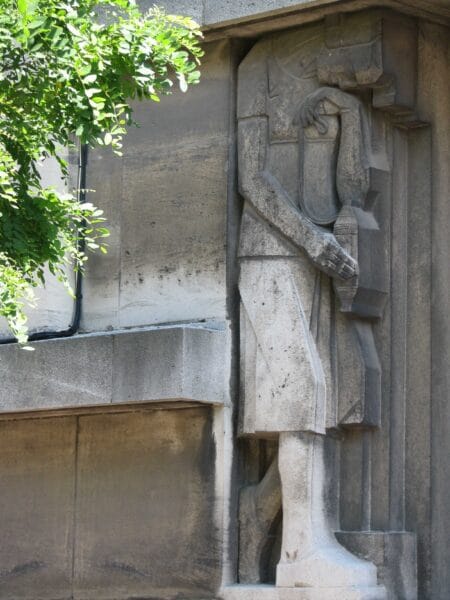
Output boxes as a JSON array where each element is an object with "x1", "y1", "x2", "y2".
[{"x1": 238, "y1": 116, "x2": 357, "y2": 280}]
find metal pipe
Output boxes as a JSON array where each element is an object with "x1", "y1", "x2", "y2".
[{"x1": 0, "y1": 144, "x2": 88, "y2": 345}]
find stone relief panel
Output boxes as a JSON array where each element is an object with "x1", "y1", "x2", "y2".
[{"x1": 223, "y1": 10, "x2": 422, "y2": 600}]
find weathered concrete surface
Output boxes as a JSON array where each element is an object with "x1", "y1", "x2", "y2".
[
  {"x1": 141, "y1": 0, "x2": 203, "y2": 24},
  {"x1": 73, "y1": 408, "x2": 219, "y2": 599},
  {"x1": 0, "y1": 408, "x2": 220, "y2": 599},
  {"x1": 204, "y1": 0, "x2": 322, "y2": 25},
  {"x1": 0, "y1": 334, "x2": 113, "y2": 412},
  {"x1": 416, "y1": 21, "x2": 450, "y2": 600},
  {"x1": 337, "y1": 532, "x2": 417, "y2": 600},
  {"x1": 0, "y1": 418, "x2": 76, "y2": 599},
  {"x1": 112, "y1": 323, "x2": 231, "y2": 405},
  {"x1": 140, "y1": 0, "x2": 450, "y2": 28},
  {"x1": 78, "y1": 145, "x2": 123, "y2": 332},
  {"x1": 337, "y1": 19, "x2": 448, "y2": 600},
  {"x1": 221, "y1": 584, "x2": 387, "y2": 599},
  {"x1": 203, "y1": 0, "x2": 450, "y2": 28},
  {"x1": 81, "y1": 39, "x2": 231, "y2": 331},
  {"x1": 0, "y1": 324, "x2": 230, "y2": 413}
]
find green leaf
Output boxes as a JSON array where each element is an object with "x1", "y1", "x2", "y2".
[
  {"x1": 178, "y1": 72, "x2": 188, "y2": 92},
  {"x1": 66, "y1": 23, "x2": 82, "y2": 37},
  {"x1": 28, "y1": 17, "x2": 46, "y2": 29},
  {"x1": 85, "y1": 87, "x2": 102, "y2": 98},
  {"x1": 0, "y1": 0, "x2": 203, "y2": 340},
  {"x1": 17, "y1": 0, "x2": 29, "y2": 16},
  {"x1": 83, "y1": 73, "x2": 97, "y2": 84}
]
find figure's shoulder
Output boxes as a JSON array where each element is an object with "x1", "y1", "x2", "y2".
[
  {"x1": 237, "y1": 38, "x2": 270, "y2": 119},
  {"x1": 238, "y1": 23, "x2": 325, "y2": 139}
]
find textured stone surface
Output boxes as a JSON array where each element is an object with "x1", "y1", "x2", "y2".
[
  {"x1": 73, "y1": 408, "x2": 219, "y2": 599},
  {"x1": 144, "y1": 0, "x2": 450, "y2": 28},
  {"x1": 239, "y1": 258, "x2": 326, "y2": 435},
  {"x1": 337, "y1": 532, "x2": 417, "y2": 600},
  {"x1": 221, "y1": 584, "x2": 387, "y2": 600},
  {"x1": 204, "y1": 0, "x2": 321, "y2": 25},
  {"x1": 112, "y1": 324, "x2": 231, "y2": 405},
  {"x1": 0, "y1": 324, "x2": 230, "y2": 413},
  {"x1": 139, "y1": 0, "x2": 203, "y2": 24},
  {"x1": 80, "y1": 40, "x2": 231, "y2": 332},
  {"x1": 416, "y1": 21, "x2": 450, "y2": 600},
  {"x1": 0, "y1": 408, "x2": 219, "y2": 600},
  {"x1": 80, "y1": 145, "x2": 123, "y2": 331},
  {"x1": 0, "y1": 418, "x2": 76, "y2": 600},
  {"x1": 0, "y1": 334, "x2": 113, "y2": 412}
]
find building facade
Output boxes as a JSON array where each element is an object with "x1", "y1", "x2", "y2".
[{"x1": 0, "y1": 1, "x2": 449, "y2": 598}]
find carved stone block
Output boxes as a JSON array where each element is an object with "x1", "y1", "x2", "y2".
[
  {"x1": 317, "y1": 12, "x2": 418, "y2": 119},
  {"x1": 335, "y1": 315, "x2": 381, "y2": 428},
  {"x1": 234, "y1": 10, "x2": 418, "y2": 598},
  {"x1": 337, "y1": 532, "x2": 417, "y2": 600},
  {"x1": 221, "y1": 584, "x2": 387, "y2": 600}
]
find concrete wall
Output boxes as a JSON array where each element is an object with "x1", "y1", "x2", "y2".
[
  {"x1": 80, "y1": 39, "x2": 231, "y2": 332},
  {"x1": 0, "y1": 38, "x2": 232, "y2": 339},
  {"x1": 0, "y1": 407, "x2": 219, "y2": 600}
]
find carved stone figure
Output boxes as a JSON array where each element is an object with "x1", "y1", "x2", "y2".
[{"x1": 234, "y1": 22, "x2": 388, "y2": 598}]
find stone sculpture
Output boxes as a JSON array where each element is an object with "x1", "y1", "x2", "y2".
[{"x1": 232, "y1": 20, "x2": 390, "y2": 599}]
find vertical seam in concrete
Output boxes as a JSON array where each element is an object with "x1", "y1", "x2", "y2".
[
  {"x1": 427, "y1": 23, "x2": 450, "y2": 599},
  {"x1": 70, "y1": 416, "x2": 80, "y2": 599},
  {"x1": 225, "y1": 57, "x2": 241, "y2": 323},
  {"x1": 110, "y1": 334, "x2": 115, "y2": 403},
  {"x1": 182, "y1": 326, "x2": 186, "y2": 400},
  {"x1": 389, "y1": 128, "x2": 408, "y2": 531},
  {"x1": 221, "y1": 38, "x2": 246, "y2": 589},
  {"x1": 415, "y1": 23, "x2": 438, "y2": 598},
  {"x1": 361, "y1": 430, "x2": 372, "y2": 531},
  {"x1": 405, "y1": 124, "x2": 432, "y2": 599}
]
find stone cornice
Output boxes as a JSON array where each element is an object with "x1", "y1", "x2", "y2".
[
  {"x1": 0, "y1": 324, "x2": 231, "y2": 415},
  {"x1": 201, "y1": 0, "x2": 450, "y2": 40}
]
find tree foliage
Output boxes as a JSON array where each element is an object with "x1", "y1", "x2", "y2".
[{"x1": 0, "y1": 0, "x2": 203, "y2": 342}]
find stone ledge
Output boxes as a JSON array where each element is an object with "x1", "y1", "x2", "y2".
[
  {"x1": 153, "y1": 0, "x2": 450, "y2": 33},
  {"x1": 0, "y1": 323, "x2": 231, "y2": 414},
  {"x1": 220, "y1": 584, "x2": 387, "y2": 600},
  {"x1": 200, "y1": 0, "x2": 450, "y2": 38}
]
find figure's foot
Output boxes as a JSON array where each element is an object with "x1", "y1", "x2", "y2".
[{"x1": 276, "y1": 543, "x2": 377, "y2": 589}]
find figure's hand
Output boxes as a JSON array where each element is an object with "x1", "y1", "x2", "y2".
[
  {"x1": 307, "y1": 231, "x2": 358, "y2": 280},
  {"x1": 299, "y1": 88, "x2": 329, "y2": 134},
  {"x1": 299, "y1": 87, "x2": 361, "y2": 134}
]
